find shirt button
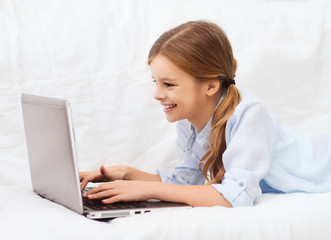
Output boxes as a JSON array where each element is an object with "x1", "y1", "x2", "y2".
[{"x1": 238, "y1": 181, "x2": 246, "y2": 188}]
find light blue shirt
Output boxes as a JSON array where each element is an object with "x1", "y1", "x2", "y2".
[{"x1": 157, "y1": 91, "x2": 331, "y2": 207}]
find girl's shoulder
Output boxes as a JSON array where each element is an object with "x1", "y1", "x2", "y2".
[
  {"x1": 231, "y1": 91, "x2": 276, "y2": 121},
  {"x1": 238, "y1": 91, "x2": 264, "y2": 107},
  {"x1": 237, "y1": 91, "x2": 271, "y2": 111}
]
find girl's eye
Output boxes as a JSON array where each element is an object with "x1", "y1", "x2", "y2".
[
  {"x1": 164, "y1": 82, "x2": 174, "y2": 87},
  {"x1": 152, "y1": 80, "x2": 174, "y2": 87}
]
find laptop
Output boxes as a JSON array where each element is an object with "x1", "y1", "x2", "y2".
[{"x1": 21, "y1": 93, "x2": 190, "y2": 219}]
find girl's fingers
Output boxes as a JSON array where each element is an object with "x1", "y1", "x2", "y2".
[
  {"x1": 83, "y1": 182, "x2": 115, "y2": 197},
  {"x1": 80, "y1": 178, "x2": 89, "y2": 191},
  {"x1": 80, "y1": 175, "x2": 95, "y2": 191},
  {"x1": 79, "y1": 172, "x2": 86, "y2": 181},
  {"x1": 100, "y1": 165, "x2": 108, "y2": 178},
  {"x1": 83, "y1": 181, "x2": 148, "y2": 204},
  {"x1": 83, "y1": 187, "x2": 98, "y2": 197},
  {"x1": 86, "y1": 189, "x2": 116, "y2": 200},
  {"x1": 102, "y1": 196, "x2": 122, "y2": 204}
]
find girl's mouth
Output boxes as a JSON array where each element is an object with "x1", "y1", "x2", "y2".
[{"x1": 163, "y1": 104, "x2": 177, "y2": 113}]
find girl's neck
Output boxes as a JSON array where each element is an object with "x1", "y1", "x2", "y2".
[{"x1": 191, "y1": 90, "x2": 224, "y2": 132}]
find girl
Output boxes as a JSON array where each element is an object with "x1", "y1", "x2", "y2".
[{"x1": 80, "y1": 21, "x2": 331, "y2": 208}]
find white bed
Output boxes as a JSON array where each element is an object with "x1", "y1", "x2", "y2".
[{"x1": 1, "y1": 0, "x2": 331, "y2": 239}]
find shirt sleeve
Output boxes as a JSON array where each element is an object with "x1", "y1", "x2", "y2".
[
  {"x1": 156, "y1": 156, "x2": 205, "y2": 185},
  {"x1": 212, "y1": 101, "x2": 278, "y2": 207}
]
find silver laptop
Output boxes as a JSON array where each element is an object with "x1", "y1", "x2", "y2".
[{"x1": 21, "y1": 93, "x2": 190, "y2": 219}]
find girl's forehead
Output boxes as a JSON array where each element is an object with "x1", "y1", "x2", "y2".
[{"x1": 150, "y1": 55, "x2": 192, "y2": 80}]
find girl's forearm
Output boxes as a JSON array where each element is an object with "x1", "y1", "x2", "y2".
[
  {"x1": 124, "y1": 166, "x2": 161, "y2": 182},
  {"x1": 116, "y1": 167, "x2": 232, "y2": 207},
  {"x1": 149, "y1": 182, "x2": 232, "y2": 207}
]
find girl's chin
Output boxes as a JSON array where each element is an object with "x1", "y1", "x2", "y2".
[
  {"x1": 165, "y1": 115, "x2": 184, "y2": 123},
  {"x1": 166, "y1": 118, "x2": 177, "y2": 123}
]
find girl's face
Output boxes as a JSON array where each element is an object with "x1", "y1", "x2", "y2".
[{"x1": 150, "y1": 55, "x2": 218, "y2": 131}]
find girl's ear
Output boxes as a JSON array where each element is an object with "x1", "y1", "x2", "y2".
[{"x1": 205, "y1": 80, "x2": 221, "y2": 96}]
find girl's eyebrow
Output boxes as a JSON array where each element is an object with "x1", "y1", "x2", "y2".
[{"x1": 151, "y1": 76, "x2": 176, "y2": 81}]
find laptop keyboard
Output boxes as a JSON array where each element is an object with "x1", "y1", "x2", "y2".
[
  {"x1": 83, "y1": 197, "x2": 150, "y2": 210},
  {"x1": 82, "y1": 187, "x2": 150, "y2": 210},
  {"x1": 81, "y1": 187, "x2": 188, "y2": 211}
]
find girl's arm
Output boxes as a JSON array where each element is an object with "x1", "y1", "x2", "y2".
[
  {"x1": 151, "y1": 182, "x2": 232, "y2": 207},
  {"x1": 83, "y1": 180, "x2": 232, "y2": 208},
  {"x1": 125, "y1": 166, "x2": 161, "y2": 182}
]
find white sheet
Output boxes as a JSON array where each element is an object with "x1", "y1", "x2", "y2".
[
  {"x1": 1, "y1": 0, "x2": 331, "y2": 239},
  {"x1": 1, "y1": 185, "x2": 331, "y2": 240}
]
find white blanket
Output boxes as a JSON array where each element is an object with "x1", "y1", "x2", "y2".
[
  {"x1": 1, "y1": 0, "x2": 331, "y2": 239},
  {"x1": 1, "y1": 185, "x2": 331, "y2": 240}
]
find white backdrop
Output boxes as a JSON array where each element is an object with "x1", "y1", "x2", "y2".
[
  {"x1": 1, "y1": 0, "x2": 331, "y2": 186},
  {"x1": 1, "y1": 1, "x2": 331, "y2": 239}
]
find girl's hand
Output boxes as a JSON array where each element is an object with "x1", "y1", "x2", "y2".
[
  {"x1": 82, "y1": 180, "x2": 154, "y2": 204},
  {"x1": 79, "y1": 165, "x2": 129, "y2": 191},
  {"x1": 83, "y1": 180, "x2": 232, "y2": 207}
]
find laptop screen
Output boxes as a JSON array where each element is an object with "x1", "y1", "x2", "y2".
[{"x1": 21, "y1": 94, "x2": 83, "y2": 214}]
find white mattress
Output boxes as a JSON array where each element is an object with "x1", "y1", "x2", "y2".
[{"x1": 1, "y1": 0, "x2": 331, "y2": 239}]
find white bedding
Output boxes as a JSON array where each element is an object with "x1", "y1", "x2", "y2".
[
  {"x1": 1, "y1": 185, "x2": 331, "y2": 240},
  {"x1": 1, "y1": 0, "x2": 331, "y2": 239}
]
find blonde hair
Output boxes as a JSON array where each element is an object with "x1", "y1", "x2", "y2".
[{"x1": 148, "y1": 21, "x2": 241, "y2": 184}]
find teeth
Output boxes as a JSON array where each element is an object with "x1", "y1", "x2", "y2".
[{"x1": 164, "y1": 104, "x2": 176, "y2": 109}]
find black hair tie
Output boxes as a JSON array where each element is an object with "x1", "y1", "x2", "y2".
[{"x1": 224, "y1": 79, "x2": 236, "y2": 88}]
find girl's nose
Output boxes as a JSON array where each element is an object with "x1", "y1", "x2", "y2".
[{"x1": 154, "y1": 87, "x2": 164, "y2": 101}]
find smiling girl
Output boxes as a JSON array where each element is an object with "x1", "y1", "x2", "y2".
[{"x1": 80, "y1": 21, "x2": 331, "y2": 207}]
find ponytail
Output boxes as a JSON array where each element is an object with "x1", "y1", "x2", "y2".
[{"x1": 199, "y1": 81, "x2": 241, "y2": 184}]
